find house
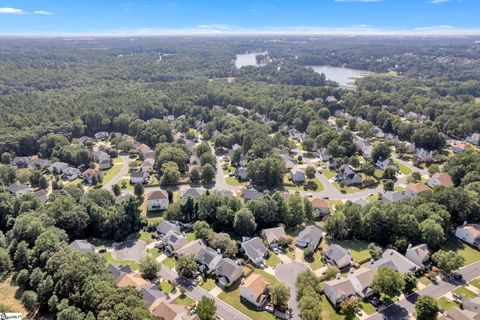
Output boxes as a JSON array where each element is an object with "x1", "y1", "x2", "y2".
[
  {"x1": 325, "y1": 244, "x2": 352, "y2": 269},
  {"x1": 163, "y1": 230, "x2": 189, "y2": 256},
  {"x1": 405, "y1": 244, "x2": 431, "y2": 267},
  {"x1": 139, "y1": 144, "x2": 155, "y2": 160},
  {"x1": 11, "y1": 156, "x2": 31, "y2": 168},
  {"x1": 163, "y1": 115, "x2": 175, "y2": 122},
  {"x1": 93, "y1": 151, "x2": 112, "y2": 170},
  {"x1": 116, "y1": 272, "x2": 150, "y2": 290},
  {"x1": 317, "y1": 148, "x2": 330, "y2": 162},
  {"x1": 403, "y1": 142, "x2": 415, "y2": 154},
  {"x1": 440, "y1": 307, "x2": 480, "y2": 320},
  {"x1": 141, "y1": 159, "x2": 155, "y2": 173},
  {"x1": 176, "y1": 239, "x2": 206, "y2": 257},
  {"x1": 69, "y1": 239, "x2": 95, "y2": 254},
  {"x1": 215, "y1": 189, "x2": 235, "y2": 198},
  {"x1": 415, "y1": 148, "x2": 433, "y2": 163},
  {"x1": 115, "y1": 194, "x2": 134, "y2": 205},
  {"x1": 288, "y1": 128, "x2": 306, "y2": 141},
  {"x1": 370, "y1": 249, "x2": 419, "y2": 275},
  {"x1": 6, "y1": 184, "x2": 30, "y2": 196},
  {"x1": 130, "y1": 171, "x2": 149, "y2": 184},
  {"x1": 324, "y1": 277, "x2": 357, "y2": 306},
  {"x1": 240, "y1": 274, "x2": 270, "y2": 309},
  {"x1": 375, "y1": 158, "x2": 399, "y2": 172},
  {"x1": 141, "y1": 284, "x2": 167, "y2": 307},
  {"x1": 63, "y1": 167, "x2": 81, "y2": 181},
  {"x1": 291, "y1": 169, "x2": 305, "y2": 184},
  {"x1": 405, "y1": 183, "x2": 429, "y2": 198},
  {"x1": 181, "y1": 188, "x2": 203, "y2": 200},
  {"x1": 77, "y1": 136, "x2": 94, "y2": 145},
  {"x1": 464, "y1": 296, "x2": 480, "y2": 314},
  {"x1": 94, "y1": 131, "x2": 109, "y2": 141},
  {"x1": 406, "y1": 111, "x2": 420, "y2": 120},
  {"x1": 336, "y1": 165, "x2": 362, "y2": 186},
  {"x1": 353, "y1": 136, "x2": 372, "y2": 159},
  {"x1": 149, "y1": 299, "x2": 189, "y2": 320},
  {"x1": 31, "y1": 158, "x2": 50, "y2": 170},
  {"x1": 452, "y1": 142, "x2": 472, "y2": 153},
  {"x1": 236, "y1": 167, "x2": 248, "y2": 180},
  {"x1": 466, "y1": 133, "x2": 480, "y2": 146},
  {"x1": 311, "y1": 198, "x2": 330, "y2": 218},
  {"x1": 296, "y1": 225, "x2": 323, "y2": 250},
  {"x1": 241, "y1": 237, "x2": 269, "y2": 267},
  {"x1": 156, "y1": 221, "x2": 180, "y2": 237},
  {"x1": 325, "y1": 96, "x2": 338, "y2": 104},
  {"x1": 427, "y1": 172, "x2": 454, "y2": 188},
  {"x1": 33, "y1": 189, "x2": 48, "y2": 202},
  {"x1": 195, "y1": 247, "x2": 222, "y2": 274},
  {"x1": 261, "y1": 227, "x2": 287, "y2": 249},
  {"x1": 216, "y1": 258, "x2": 243, "y2": 289},
  {"x1": 82, "y1": 168, "x2": 100, "y2": 184},
  {"x1": 455, "y1": 223, "x2": 480, "y2": 248},
  {"x1": 381, "y1": 191, "x2": 406, "y2": 203},
  {"x1": 108, "y1": 264, "x2": 133, "y2": 283},
  {"x1": 348, "y1": 268, "x2": 375, "y2": 298},
  {"x1": 147, "y1": 190, "x2": 169, "y2": 211},
  {"x1": 243, "y1": 188, "x2": 263, "y2": 202},
  {"x1": 48, "y1": 161, "x2": 69, "y2": 174}
]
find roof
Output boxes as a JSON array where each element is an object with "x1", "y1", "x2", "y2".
[
  {"x1": 176, "y1": 239, "x2": 206, "y2": 257},
  {"x1": 242, "y1": 274, "x2": 269, "y2": 299},
  {"x1": 149, "y1": 299, "x2": 187, "y2": 320},
  {"x1": 296, "y1": 226, "x2": 323, "y2": 249},
  {"x1": 459, "y1": 224, "x2": 480, "y2": 238},
  {"x1": 262, "y1": 227, "x2": 287, "y2": 245},
  {"x1": 244, "y1": 188, "x2": 263, "y2": 200},
  {"x1": 69, "y1": 239, "x2": 95, "y2": 254},
  {"x1": 148, "y1": 190, "x2": 169, "y2": 201},
  {"x1": 241, "y1": 237, "x2": 268, "y2": 263},
  {"x1": 325, "y1": 244, "x2": 352, "y2": 268},
  {"x1": 164, "y1": 230, "x2": 188, "y2": 251},
  {"x1": 181, "y1": 188, "x2": 202, "y2": 199},
  {"x1": 405, "y1": 183, "x2": 429, "y2": 194},
  {"x1": 107, "y1": 264, "x2": 133, "y2": 281},
  {"x1": 196, "y1": 247, "x2": 222, "y2": 271},
  {"x1": 349, "y1": 267, "x2": 374, "y2": 289},
  {"x1": 406, "y1": 244, "x2": 431, "y2": 266},
  {"x1": 216, "y1": 258, "x2": 243, "y2": 282},
  {"x1": 382, "y1": 191, "x2": 406, "y2": 202},
  {"x1": 116, "y1": 272, "x2": 150, "y2": 289},
  {"x1": 325, "y1": 278, "x2": 356, "y2": 301},
  {"x1": 311, "y1": 197, "x2": 329, "y2": 209},
  {"x1": 131, "y1": 171, "x2": 148, "y2": 178},
  {"x1": 33, "y1": 189, "x2": 48, "y2": 202},
  {"x1": 142, "y1": 284, "x2": 167, "y2": 306},
  {"x1": 445, "y1": 307, "x2": 480, "y2": 320},
  {"x1": 371, "y1": 249, "x2": 418, "y2": 274},
  {"x1": 156, "y1": 221, "x2": 180, "y2": 235},
  {"x1": 215, "y1": 189, "x2": 235, "y2": 197},
  {"x1": 6, "y1": 184, "x2": 29, "y2": 193},
  {"x1": 430, "y1": 172, "x2": 454, "y2": 187}
]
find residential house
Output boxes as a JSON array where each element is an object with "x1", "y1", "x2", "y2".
[
  {"x1": 139, "y1": 144, "x2": 155, "y2": 160},
  {"x1": 406, "y1": 111, "x2": 420, "y2": 120},
  {"x1": 261, "y1": 227, "x2": 287, "y2": 249},
  {"x1": 6, "y1": 184, "x2": 30, "y2": 196},
  {"x1": 291, "y1": 169, "x2": 305, "y2": 184},
  {"x1": 288, "y1": 128, "x2": 306, "y2": 142},
  {"x1": 455, "y1": 223, "x2": 480, "y2": 248},
  {"x1": 296, "y1": 225, "x2": 323, "y2": 250},
  {"x1": 381, "y1": 191, "x2": 406, "y2": 203},
  {"x1": 215, "y1": 189, "x2": 235, "y2": 198},
  {"x1": 93, "y1": 151, "x2": 112, "y2": 170},
  {"x1": 108, "y1": 264, "x2": 133, "y2": 283},
  {"x1": 415, "y1": 148, "x2": 433, "y2": 163},
  {"x1": 241, "y1": 237, "x2": 269, "y2": 267},
  {"x1": 325, "y1": 244, "x2": 352, "y2": 269},
  {"x1": 82, "y1": 168, "x2": 100, "y2": 184},
  {"x1": 69, "y1": 240, "x2": 95, "y2": 254},
  {"x1": 427, "y1": 172, "x2": 454, "y2": 188},
  {"x1": 311, "y1": 198, "x2": 330, "y2": 218},
  {"x1": 243, "y1": 188, "x2": 263, "y2": 202},
  {"x1": 466, "y1": 133, "x2": 480, "y2": 146},
  {"x1": 317, "y1": 148, "x2": 330, "y2": 162},
  {"x1": 236, "y1": 167, "x2": 248, "y2": 180},
  {"x1": 141, "y1": 158, "x2": 155, "y2": 173},
  {"x1": 464, "y1": 296, "x2": 480, "y2": 314},
  {"x1": 130, "y1": 171, "x2": 149, "y2": 184},
  {"x1": 176, "y1": 239, "x2": 206, "y2": 257},
  {"x1": 403, "y1": 142, "x2": 415, "y2": 154},
  {"x1": 405, "y1": 183, "x2": 429, "y2": 198},
  {"x1": 141, "y1": 284, "x2": 167, "y2": 307},
  {"x1": 195, "y1": 247, "x2": 222, "y2": 274},
  {"x1": 324, "y1": 277, "x2": 357, "y2": 306},
  {"x1": 163, "y1": 230, "x2": 189, "y2": 256},
  {"x1": 405, "y1": 244, "x2": 431, "y2": 267},
  {"x1": 94, "y1": 132, "x2": 109, "y2": 141},
  {"x1": 33, "y1": 189, "x2": 48, "y2": 202},
  {"x1": 370, "y1": 249, "x2": 419, "y2": 275},
  {"x1": 336, "y1": 165, "x2": 362, "y2": 186},
  {"x1": 48, "y1": 162, "x2": 69, "y2": 174},
  {"x1": 31, "y1": 158, "x2": 50, "y2": 170},
  {"x1": 149, "y1": 299, "x2": 189, "y2": 320},
  {"x1": 353, "y1": 136, "x2": 372, "y2": 159},
  {"x1": 348, "y1": 267, "x2": 375, "y2": 298},
  {"x1": 116, "y1": 272, "x2": 150, "y2": 290},
  {"x1": 375, "y1": 158, "x2": 399, "y2": 172},
  {"x1": 156, "y1": 221, "x2": 181, "y2": 238},
  {"x1": 181, "y1": 188, "x2": 203, "y2": 200},
  {"x1": 163, "y1": 115, "x2": 175, "y2": 122},
  {"x1": 216, "y1": 258, "x2": 243, "y2": 289},
  {"x1": 440, "y1": 307, "x2": 480, "y2": 320},
  {"x1": 325, "y1": 96, "x2": 338, "y2": 104},
  {"x1": 452, "y1": 142, "x2": 472, "y2": 153},
  {"x1": 63, "y1": 167, "x2": 80, "y2": 181},
  {"x1": 11, "y1": 156, "x2": 31, "y2": 168},
  {"x1": 240, "y1": 274, "x2": 270, "y2": 309},
  {"x1": 147, "y1": 190, "x2": 169, "y2": 211}
]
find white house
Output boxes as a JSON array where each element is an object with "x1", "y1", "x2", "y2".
[
  {"x1": 455, "y1": 223, "x2": 480, "y2": 248},
  {"x1": 311, "y1": 198, "x2": 330, "y2": 218},
  {"x1": 240, "y1": 274, "x2": 269, "y2": 309},
  {"x1": 291, "y1": 169, "x2": 305, "y2": 183},
  {"x1": 130, "y1": 171, "x2": 149, "y2": 184},
  {"x1": 147, "y1": 190, "x2": 169, "y2": 211},
  {"x1": 405, "y1": 244, "x2": 431, "y2": 267},
  {"x1": 324, "y1": 277, "x2": 357, "y2": 306}
]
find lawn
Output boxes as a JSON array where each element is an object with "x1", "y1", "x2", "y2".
[
  {"x1": 360, "y1": 300, "x2": 376, "y2": 315},
  {"x1": 393, "y1": 160, "x2": 412, "y2": 175},
  {"x1": 332, "y1": 182, "x2": 362, "y2": 194},
  {"x1": 133, "y1": 230, "x2": 154, "y2": 244},
  {"x1": 284, "y1": 178, "x2": 324, "y2": 192},
  {"x1": 436, "y1": 297, "x2": 458, "y2": 311},
  {"x1": 394, "y1": 185, "x2": 404, "y2": 192},
  {"x1": 218, "y1": 287, "x2": 275, "y2": 320},
  {"x1": 144, "y1": 210, "x2": 164, "y2": 224},
  {"x1": 374, "y1": 169, "x2": 383, "y2": 179},
  {"x1": 265, "y1": 253, "x2": 281, "y2": 268},
  {"x1": 225, "y1": 176, "x2": 248, "y2": 186},
  {"x1": 470, "y1": 277, "x2": 480, "y2": 289},
  {"x1": 162, "y1": 257, "x2": 177, "y2": 269},
  {"x1": 322, "y1": 168, "x2": 336, "y2": 179},
  {"x1": 159, "y1": 281, "x2": 174, "y2": 293},
  {"x1": 253, "y1": 268, "x2": 282, "y2": 287},
  {"x1": 321, "y1": 239, "x2": 371, "y2": 263},
  {"x1": 200, "y1": 278, "x2": 217, "y2": 291},
  {"x1": 454, "y1": 286, "x2": 477, "y2": 299},
  {"x1": 307, "y1": 250, "x2": 324, "y2": 270},
  {"x1": 175, "y1": 294, "x2": 195, "y2": 307},
  {"x1": 103, "y1": 163, "x2": 123, "y2": 185},
  {"x1": 99, "y1": 252, "x2": 139, "y2": 270},
  {"x1": 0, "y1": 278, "x2": 27, "y2": 315},
  {"x1": 366, "y1": 193, "x2": 380, "y2": 203},
  {"x1": 65, "y1": 178, "x2": 82, "y2": 186},
  {"x1": 321, "y1": 295, "x2": 346, "y2": 320},
  {"x1": 148, "y1": 248, "x2": 161, "y2": 259},
  {"x1": 113, "y1": 157, "x2": 123, "y2": 164},
  {"x1": 442, "y1": 236, "x2": 480, "y2": 265},
  {"x1": 418, "y1": 277, "x2": 432, "y2": 286}
]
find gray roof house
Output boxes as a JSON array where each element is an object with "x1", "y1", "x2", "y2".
[
  {"x1": 261, "y1": 227, "x2": 287, "y2": 249},
  {"x1": 11, "y1": 156, "x2": 31, "y2": 168},
  {"x1": 94, "y1": 131, "x2": 109, "y2": 141},
  {"x1": 241, "y1": 237, "x2": 269, "y2": 267},
  {"x1": 324, "y1": 277, "x2": 357, "y2": 306},
  {"x1": 291, "y1": 169, "x2": 306, "y2": 183},
  {"x1": 63, "y1": 167, "x2": 81, "y2": 181},
  {"x1": 31, "y1": 158, "x2": 50, "y2": 170},
  {"x1": 6, "y1": 184, "x2": 30, "y2": 196},
  {"x1": 348, "y1": 267, "x2": 375, "y2": 298},
  {"x1": 236, "y1": 167, "x2": 248, "y2": 181},
  {"x1": 382, "y1": 191, "x2": 406, "y2": 203},
  {"x1": 107, "y1": 264, "x2": 133, "y2": 282},
  {"x1": 142, "y1": 284, "x2": 167, "y2": 306},
  {"x1": 336, "y1": 165, "x2": 362, "y2": 186},
  {"x1": 216, "y1": 258, "x2": 243, "y2": 289},
  {"x1": 163, "y1": 230, "x2": 189, "y2": 256},
  {"x1": 156, "y1": 221, "x2": 181, "y2": 237},
  {"x1": 181, "y1": 188, "x2": 203, "y2": 200},
  {"x1": 405, "y1": 244, "x2": 431, "y2": 267},
  {"x1": 93, "y1": 151, "x2": 112, "y2": 170},
  {"x1": 325, "y1": 244, "x2": 352, "y2": 269},
  {"x1": 317, "y1": 148, "x2": 331, "y2": 162},
  {"x1": 375, "y1": 158, "x2": 399, "y2": 172},
  {"x1": 195, "y1": 247, "x2": 223, "y2": 274},
  {"x1": 176, "y1": 239, "x2": 206, "y2": 257},
  {"x1": 370, "y1": 249, "x2": 419, "y2": 275},
  {"x1": 33, "y1": 189, "x2": 48, "y2": 202},
  {"x1": 296, "y1": 225, "x2": 323, "y2": 250},
  {"x1": 69, "y1": 239, "x2": 95, "y2": 254},
  {"x1": 48, "y1": 161, "x2": 69, "y2": 174},
  {"x1": 243, "y1": 188, "x2": 263, "y2": 202}
]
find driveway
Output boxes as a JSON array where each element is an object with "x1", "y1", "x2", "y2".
[
  {"x1": 275, "y1": 261, "x2": 310, "y2": 320},
  {"x1": 112, "y1": 239, "x2": 146, "y2": 262},
  {"x1": 366, "y1": 260, "x2": 480, "y2": 320}
]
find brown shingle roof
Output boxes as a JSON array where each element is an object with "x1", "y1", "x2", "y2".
[
  {"x1": 311, "y1": 198, "x2": 329, "y2": 209},
  {"x1": 406, "y1": 183, "x2": 429, "y2": 194},
  {"x1": 148, "y1": 190, "x2": 168, "y2": 200},
  {"x1": 431, "y1": 172, "x2": 454, "y2": 187},
  {"x1": 242, "y1": 274, "x2": 269, "y2": 299}
]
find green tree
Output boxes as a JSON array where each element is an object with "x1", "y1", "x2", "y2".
[
  {"x1": 134, "y1": 182, "x2": 144, "y2": 198},
  {"x1": 319, "y1": 107, "x2": 330, "y2": 120},
  {"x1": 403, "y1": 272, "x2": 417, "y2": 294},
  {"x1": 367, "y1": 243, "x2": 383, "y2": 260},
  {"x1": 176, "y1": 255, "x2": 198, "y2": 278},
  {"x1": 21, "y1": 290, "x2": 38, "y2": 313},
  {"x1": 324, "y1": 266, "x2": 341, "y2": 281},
  {"x1": 305, "y1": 166, "x2": 316, "y2": 180},
  {"x1": 286, "y1": 194, "x2": 305, "y2": 227},
  {"x1": 383, "y1": 167, "x2": 397, "y2": 180},
  {"x1": 372, "y1": 142, "x2": 391, "y2": 162},
  {"x1": 372, "y1": 266, "x2": 405, "y2": 298},
  {"x1": 298, "y1": 294, "x2": 322, "y2": 320},
  {"x1": 201, "y1": 163, "x2": 216, "y2": 184},
  {"x1": 160, "y1": 161, "x2": 181, "y2": 185},
  {"x1": 340, "y1": 298, "x2": 358, "y2": 320},
  {"x1": 0, "y1": 248, "x2": 12, "y2": 273},
  {"x1": 139, "y1": 255, "x2": 160, "y2": 280},
  {"x1": 197, "y1": 296, "x2": 216, "y2": 320},
  {"x1": 384, "y1": 180, "x2": 394, "y2": 191},
  {"x1": 418, "y1": 219, "x2": 445, "y2": 249},
  {"x1": 270, "y1": 283, "x2": 290, "y2": 307},
  {"x1": 193, "y1": 220, "x2": 212, "y2": 239},
  {"x1": 112, "y1": 184, "x2": 121, "y2": 196},
  {"x1": 303, "y1": 247, "x2": 314, "y2": 259},
  {"x1": 189, "y1": 166, "x2": 201, "y2": 181},
  {"x1": 233, "y1": 208, "x2": 257, "y2": 236},
  {"x1": 39, "y1": 176, "x2": 49, "y2": 190},
  {"x1": 415, "y1": 295, "x2": 439, "y2": 320},
  {"x1": 432, "y1": 250, "x2": 464, "y2": 274}
]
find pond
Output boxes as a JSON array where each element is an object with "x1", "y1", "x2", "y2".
[
  {"x1": 309, "y1": 65, "x2": 371, "y2": 88},
  {"x1": 235, "y1": 51, "x2": 268, "y2": 68}
]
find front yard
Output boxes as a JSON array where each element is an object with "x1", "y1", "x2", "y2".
[
  {"x1": 265, "y1": 253, "x2": 281, "y2": 268},
  {"x1": 99, "y1": 252, "x2": 139, "y2": 270},
  {"x1": 218, "y1": 287, "x2": 275, "y2": 320},
  {"x1": 162, "y1": 257, "x2": 177, "y2": 269},
  {"x1": 437, "y1": 297, "x2": 458, "y2": 311},
  {"x1": 454, "y1": 286, "x2": 477, "y2": 299},
  {"x1": 103, "y1": 160, "x2": 124, "y2": 184},
  {"x1": 442, "y1": 236, "x2": 480, "y2": 265}
]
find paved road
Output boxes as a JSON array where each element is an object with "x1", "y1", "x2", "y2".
[
  {"x1": 102, "y1": 155, "x2": 131, "y2": 190},
  {"x1": 159, "y1": 264, "x2": 250, "y2": 320},
  {"x1": 275, "y1": 261, "x2": 310, "y2": 320},
  {"x1": 366, "y1": 261, "x2": 480, "y2": 320}
]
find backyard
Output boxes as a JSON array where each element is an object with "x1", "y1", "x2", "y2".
[
  {"x1": 442, "y1": 236, "x2": 480, "y2": 265},
  {"x1": 321, "y1": 239, "x2": 371, "y2": 263}
]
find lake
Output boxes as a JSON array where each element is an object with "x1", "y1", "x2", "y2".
[
  {"x1": 235, "y1": 51, "x2": 268, "y2": 68},
  {"x1": 309, "y1": 65, "x2": 370, "y2": 88}
]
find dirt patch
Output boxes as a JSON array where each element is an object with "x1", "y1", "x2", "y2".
[{"x1": 0, "y1": 277, "x2": 28, "y2": 316}]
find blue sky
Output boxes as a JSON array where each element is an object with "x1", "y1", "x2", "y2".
[{"x1": 0, "y1": 0, "x2": 479, "y2": 35}]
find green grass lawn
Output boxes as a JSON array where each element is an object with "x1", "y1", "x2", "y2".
[
  {"x1": 113, "y1": 157, "x2": 123, "y2": 165},
  {"x1": 393, "y1": 160, "x2": 412, "y2": 175},
  {"x1": 374, "y1": 169, "x2": 383, "y2": 179},
  {"x1": 454, "y1": 286, "x2": 477, "y2": 299},
  {"x1": 99, "y1": 252, "x2": 139, "y2": 270},
  {"x1": 322, "y1": 168, "x2": 336, "y2": 179},
  {"x1": 200, "y1": 278, "x2": 217, "y2": 291},
  {"x1": 442, "y1": 236, "x2": 480, "y2": 265},
  {"x1": 162, "y1": 257, "x2": 176, "y2": 269},
  {"x1": 218, "y1": 287, "x2": 275, "y2": 320},
  {"x1": 148, "y1": 248, "x2": 161, "y2": 259},
  {"x1": 307, "y1": 250, "x2": 324, "y2": 270},
  {"x1": 225, "y1": 176, "x2": 249, "y2": 186},
  {"x1": 360, "y1": 300, "x2": 376, "y2": 315},
  {"x1": 321, "y1": 295, "x2": 346, "y2": 320},
  {"x1": 103, "y1": 163, "x2": 124, "y2": 185},
  {"x1": 366, "y1": 193, "x2": 380, "y2": 203},
  {"x1": 470, "y1": 277, "x2": 480, "y2": 289},
  {"x1": 65, "y1": 178, "x2": 82, "y2": 186},
  {"x1": 186, "y1": 231, "x2": 196, "y2": 241},
  {"x1": 418, "y1": 277, "x2": 432, "y2": 286},
  {"x1": 265, "y1": 253, "x2": 281, "y2": 268},
  {"x1": 159, "y1": 281, "x2": 174, "y2": 293},
  {"x1": 436, "y1": 297, "x2": 458, "y2": 311},
  {"x1": 321, "y1": 239, "x2": 371, "y2": 263},
  {"x1": 284, "y1": 178, "x2": 324, "y2": 192},
  {"x1": 394, "y1": 185, "x2": 404, "y2": 192},
  {"x1": 175, "y1": 294, "x2": 195, "y2": 307},
  {"x1": 332, "y1": 182, "x2": 362, "y2": 194}
]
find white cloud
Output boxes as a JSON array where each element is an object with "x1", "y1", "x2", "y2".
[
  {"x1": 430, "y1": 0, "x2": 450, "y2": 3},
  {"x1": 335, "y1": 0, "x2": 383, "y2": 2},
  {"x1": 34, "y1": 10, "x2": 54, "y2": 15},
  {"x1": 0, "y1": 7, "x2": 25, "y2": 14}
]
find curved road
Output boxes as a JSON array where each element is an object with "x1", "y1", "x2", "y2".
[
  {"x1": 275, "y1": 261, "x2": 310, "y2": 320},
  {"x1": 102, "y1": 155, "x2": 132, "y2": 191}
]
